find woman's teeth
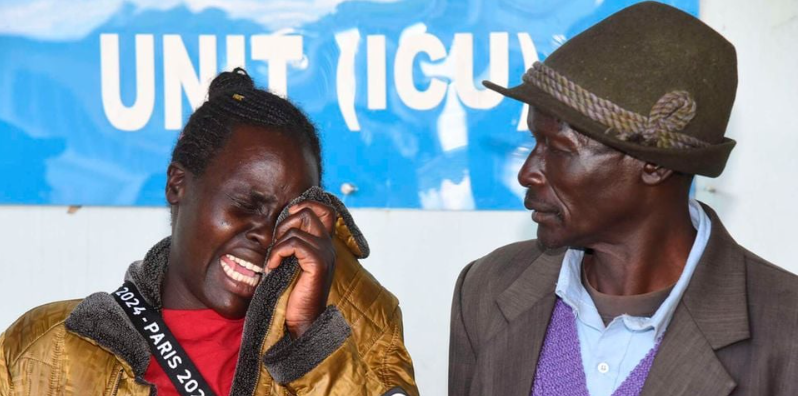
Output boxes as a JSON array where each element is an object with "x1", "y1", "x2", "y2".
[
  {"x1": 225, "y1": 254, "x2": 263, "y2": 273},
  {"x1": 220, "y1": 255, "x2": 262, "y2": 287}
]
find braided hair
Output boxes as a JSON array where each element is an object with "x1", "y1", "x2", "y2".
[{"x1": 171, "y1": 68, "x2": 322, "y2": 180}]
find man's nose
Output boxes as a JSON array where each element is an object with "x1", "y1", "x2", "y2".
[{"x1": 518, "y1": 150, "x2": 545, "y2": 188}]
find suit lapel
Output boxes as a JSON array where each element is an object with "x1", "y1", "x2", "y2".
[
  {"x1": 642, "y1": 204, "x2": 750, "y2": 395},
  {"x1": 482, "y1": 204, "x2": 749, "y2": 395},
  {"x1": 641, "y1": 302, "x2": 736, "y2": 395},
  {"x1": 486, "y1": 247, "x2": 564, "y2": 395}
]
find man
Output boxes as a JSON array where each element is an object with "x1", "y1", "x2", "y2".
[{"x1": 449, "y1": 2, "x2": 797, "y2": 396}]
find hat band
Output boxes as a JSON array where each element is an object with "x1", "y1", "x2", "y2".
[{"x1": 523, "y1": 62, "x2": 710, "y2": 150}]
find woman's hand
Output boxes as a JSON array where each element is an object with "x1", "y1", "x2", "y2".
[{"x1": 266, "y1": 201, "x2": 337, "y2": 339}]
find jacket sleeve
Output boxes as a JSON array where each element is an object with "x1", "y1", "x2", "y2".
[
  {"x1": 0, "y1": 333, "x2": 10, "y2": 396},
  {"x1": 263, "y1": 304, "x2": 418, "y2": 396},
  {"x1": 449, "y1": 261, "x2": 477, "y2": 396}
]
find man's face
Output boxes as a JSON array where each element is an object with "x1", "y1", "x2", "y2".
[
  {"x1": 519, "y1": 108, "x2": 644, "y2": 249},
  {"x1": 168, "y1": 124, "x2": 318, "y2": 319}
]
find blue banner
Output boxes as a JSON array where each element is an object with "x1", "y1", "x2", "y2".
[{"x1": 0, "y1": 0, "x2": 697, "y2": 209}]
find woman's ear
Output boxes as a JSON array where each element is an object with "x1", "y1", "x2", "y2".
[
  {"x1": 641, "y1": 162, "x2": 674, "y2": 185},
  {"x1": 166, "y1": 163, "x2": 187, "y2": 205}
]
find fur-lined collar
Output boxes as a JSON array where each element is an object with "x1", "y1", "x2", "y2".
[{"x1": 64, "y1": 187, "x2": 369, "y2": 394}]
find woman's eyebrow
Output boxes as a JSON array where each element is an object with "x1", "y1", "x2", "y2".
[{"x1": 248, "y1": 190, "x2": 277, "y2": 203}]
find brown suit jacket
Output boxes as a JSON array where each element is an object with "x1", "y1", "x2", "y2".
[{"x1": 449, "y1": 205, "x2": 797, "y2": 395}]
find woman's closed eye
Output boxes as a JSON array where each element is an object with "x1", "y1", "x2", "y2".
[{"x1": 229, "y1": 194, "x2": 268, "y2": 215}]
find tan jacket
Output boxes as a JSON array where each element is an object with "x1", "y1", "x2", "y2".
[
  {"x1": 0, "y1": 193, "x2": 417, "y2": 396},
  {"x1": 450, "y1": 203, "x2": 797, "y2": 396}
]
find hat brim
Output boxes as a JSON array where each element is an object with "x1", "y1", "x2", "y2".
[{"x1": 483, "y1": 80, "x2": 735, "y2": 177}]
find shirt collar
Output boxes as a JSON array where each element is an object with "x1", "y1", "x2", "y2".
[{"x1": 555, "y1": 199, "x2": 712, "y2": 339}]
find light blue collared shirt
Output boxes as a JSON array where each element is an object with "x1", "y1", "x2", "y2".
[{"x1": 554, "y1": 199, "x2": 711, "y2": 396}]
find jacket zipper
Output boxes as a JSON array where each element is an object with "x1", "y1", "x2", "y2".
[{"x1": 110, "y1": 367, "x2": 123, "y2": 395}]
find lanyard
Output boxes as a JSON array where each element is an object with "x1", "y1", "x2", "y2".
[{"x1": 112, "y1": 281, "x2": 218, "y2": 396}]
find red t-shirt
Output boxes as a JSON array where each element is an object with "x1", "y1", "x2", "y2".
[{"x1": 143, "y1": 309, "x2": 244, "y2": 396}]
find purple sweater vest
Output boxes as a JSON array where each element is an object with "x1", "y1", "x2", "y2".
[{"x1": 531, "y1": 299, "x2": 662, "y2": 396}]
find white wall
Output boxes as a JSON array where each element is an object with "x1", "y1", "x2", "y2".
[
  {"x1": 0, "y1": 1, "x2": 796, "y2": 395},
  {"x1": 695, "y1": 0, "x2": 798, "y2": 272}
]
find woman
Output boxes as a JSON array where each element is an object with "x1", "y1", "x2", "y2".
[{"x1": 0, "y1": 69, "x2": 418, "y2": 396}]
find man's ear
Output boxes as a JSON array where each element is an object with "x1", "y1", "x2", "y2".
[
  {"x1": 641, "y1": 162, "x2": 674, "y2": 185},
  {"x1": 166, "y1": 163, "x2": 188, "y2": 205}
]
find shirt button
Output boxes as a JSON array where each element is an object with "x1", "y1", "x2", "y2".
[{"x1": 597, "y1": 362, "x2": 610, "y2": 374}]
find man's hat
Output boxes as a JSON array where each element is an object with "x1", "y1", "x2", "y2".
[{"x1": 484, "y1": 1, "x2": 737, "y2": 177}]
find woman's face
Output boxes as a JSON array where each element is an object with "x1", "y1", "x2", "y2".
[{"x1": 165, "y1": 124, "x2": 319, "y2": 318}]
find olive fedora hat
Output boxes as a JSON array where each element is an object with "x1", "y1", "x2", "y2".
[{"x1": 484, "y1": 1, "x2": 737, "y2": 177}]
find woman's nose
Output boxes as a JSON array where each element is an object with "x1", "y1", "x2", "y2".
[{"x1": 244, "y1": 218, "x2": 273, "y2": 249}]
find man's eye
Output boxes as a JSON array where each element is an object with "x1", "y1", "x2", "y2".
[
  {"x1": 546, "y1": 143, "x2": 572, "y2": 156},
  {"x1": 551, "y1": 147, "x2": 572, "y2": 156},
  {"x1": 542, "y1": 138, "x2": 569, "y2": 155}
]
